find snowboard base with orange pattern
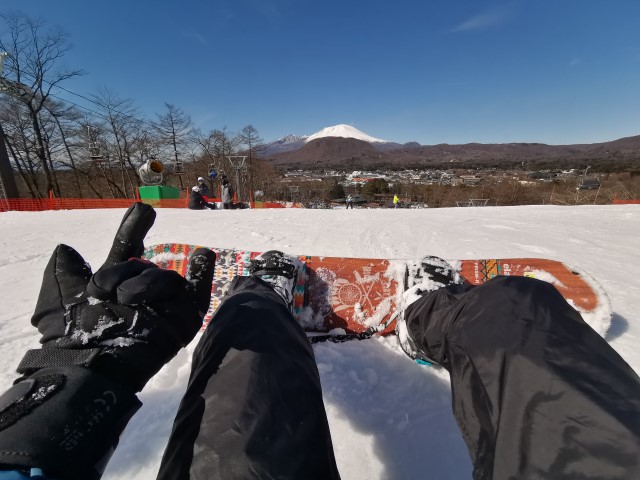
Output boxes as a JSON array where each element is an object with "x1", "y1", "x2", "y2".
[{"x1": 143, "y1": 244, "x2": 610, "y2": 335}]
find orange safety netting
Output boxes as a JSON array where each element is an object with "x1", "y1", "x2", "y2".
[
  {"x1": 250, "y1": 201, "x2": 286, "y2": 208},
  {"x1": 0, "y1": 197, "x2": 306, "y2": 212},
  {"x1": 0, "y1": 197, "x2": 189, "y2": 212}
]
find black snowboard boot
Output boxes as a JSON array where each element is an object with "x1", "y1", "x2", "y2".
[
  {"x1": 405, "y1": 256, "x2": 461, "y2": 291},
  {"x1": 396, "y1": 256, "x2": 463, "y2": 365},
  {"x1": 250, "y1": 250, "x2": 302, "y2": 313}
]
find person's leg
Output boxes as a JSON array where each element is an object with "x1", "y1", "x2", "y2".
[
  {"x1": 405, "y1": 275, "x2": 640, "y2": 480},
  {"x1": 157, "y1": 276, "x2": 340, "y2": 480}
]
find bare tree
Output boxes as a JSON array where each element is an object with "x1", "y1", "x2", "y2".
[
  {"x1": 89, "y1": 88, "x2": 145, "y2": 198},
  {"x1": 239, "y1": 125, "x2": 263, "y2": 197},
  {"x1": 195, "y1": 127, "x2": 241, "y2": 176},
  {"x1": 0, "y1": 95, "x2": 44, "y2": 196},
  {"x1": 43, "y1": 99, "x2": 86, "y2": 197},
  {"x1": 239, "y1": 124, "x2": 263, "y2": 160},
  {"x1": 0, "y1": 12, "x2": 83, "y2": 196},
  {"x1": 153, "y1": 103, "x2": 194, "y2": 189}
]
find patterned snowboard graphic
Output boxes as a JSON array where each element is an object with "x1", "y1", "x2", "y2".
[
  {"x1": 143, "y1": 244, "x2": 611, "y2": 335},
  {"x1": 143, "y1": 244, "x2": 401, "y2": 333},
  {"x1": 143, "y1": 245, "x2": 307, "y2": 326},
  {"x1": 457, "y1": 258, "x2": 602, "y2": 313}
]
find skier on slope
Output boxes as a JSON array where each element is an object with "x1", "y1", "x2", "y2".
[{"x1": 0, "y1": 203, "x2": 638, "y2": 480}]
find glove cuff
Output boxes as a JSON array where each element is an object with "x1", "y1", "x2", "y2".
[
  {"x1": 17, "y1": 347, "x2": 101, "y2": 375},
  {"x1": 0, "y1": 366, "x2": 141, "y2": 480}
]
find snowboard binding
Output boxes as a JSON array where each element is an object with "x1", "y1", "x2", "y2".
[
  {"x1": 250, "y1": 250, "x2": 303, "y2": 313},
  {"x1": 404, "y1": 256, "x2": 461, "y2": 293},
  {"x1": 396, "y1": 256, "x2": 463, "y2": 366}
]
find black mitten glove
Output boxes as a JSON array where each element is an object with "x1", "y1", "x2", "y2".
[
  {"x1": 0, "y1": 203, "x2": 215, "y2": 480},
  {"x1": 24, "y1": 203, "x2": 215, "y2": 391}
]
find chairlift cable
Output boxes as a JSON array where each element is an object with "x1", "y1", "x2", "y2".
[{"x1": 4, "y1": 70, "x2": 160, "y2": 133}]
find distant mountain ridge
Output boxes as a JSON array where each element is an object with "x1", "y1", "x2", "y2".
[
  {"x1": 260, "y1": 134, "x2": 308, "y2": 155},
  {"x1": 259, "y1": 124, "x2": 640, "y2": 169},
  {"x1": 261, "y1": 124, "x2": 401, "y2": 156}
]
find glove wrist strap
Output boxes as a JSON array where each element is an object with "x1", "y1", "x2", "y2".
[{"x1": 17, "y1": 348, "x2": 101, "y2": 375}]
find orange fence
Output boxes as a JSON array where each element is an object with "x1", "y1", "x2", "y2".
[
  {"x1": 250, "y1": 201, "x2": 306, "y2": 208},
  {"x1": 612, "y1": 194, "x2": 640, "y2": 205},
  {"x1": 251, "y1": 201, "x2": 285, "y2": 208},
  {"x1": 0, "y1": 197, "x2": 188, "y2": 212},
  {"x1": 0, "y1": 191, "x2": 314, "y2": 212},
  {"x1": 0, "y1": 197, "x2": 307, "y2": 212}
]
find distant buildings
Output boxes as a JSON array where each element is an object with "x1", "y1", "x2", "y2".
[{"x1": 279, "y1": 168, "x2": 600, "y2": 189}]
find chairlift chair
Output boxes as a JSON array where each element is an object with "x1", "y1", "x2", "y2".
[
  {"x1": 89, "y1": 143, "x2": 105, "y2": 161},
  {"x1": 87, "y1": 126, "x2": 106, "y2": 162}
]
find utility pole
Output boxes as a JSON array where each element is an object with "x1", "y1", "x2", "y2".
[
  {"x1": 0, "y1": 53, "x2": 20, "y2": 199},
  {"x1": 227, "y1": 156, "x2": 247, "y2": 203},
  {"x1": 0, "y1": 123, "x2": 19, "y2": 199}
]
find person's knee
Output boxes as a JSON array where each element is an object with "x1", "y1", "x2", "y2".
[
  {"x1": 480, "y1": 275, "x2": 562, "y2": 303},
  {"x1": 460, "y1": 275, "x2": 573, "y2": 336}
]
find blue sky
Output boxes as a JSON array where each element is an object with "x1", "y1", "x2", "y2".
[{"x1": 1, "y1": 0, "x2": 639, "y2": 145}]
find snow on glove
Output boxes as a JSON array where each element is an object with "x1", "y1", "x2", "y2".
[
  {"x1": 0, "y1": 203, "x2": 215, "y2": 480},
  {"x1": 22, "y1": 202, "x2": 216, "y2": 391},
  {"x1": 18, "y1": 202, "x2": 216, "y2": 391}
]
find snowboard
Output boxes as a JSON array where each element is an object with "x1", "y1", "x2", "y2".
[{"x1": 143, "y1": 244, "x2": 612, "y2": 337}]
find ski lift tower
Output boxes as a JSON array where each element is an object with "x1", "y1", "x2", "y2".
[
  {"x1": 289, "y1": 185, "x2": 300, "y2": 204},
  {"x1": 227, "y1": 155, "x2": 247, "y2": 202},
  {"x1": 0, "y1": 52, "x2": 22, "y2": 200}
]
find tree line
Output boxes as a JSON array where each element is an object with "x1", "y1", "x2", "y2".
[{"x1": 0, "y1": 12, "x2": 269, "y2": 200}]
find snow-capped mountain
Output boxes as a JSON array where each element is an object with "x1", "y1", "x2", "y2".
[
  {"x1": 260, "y1": 134, "x2": 308, "y2": 156},
  {"x1": 305, "y1": 124, "x2": 389, "y2": 144},
  {"x1": 279, "y1": 134, "x2": 309, "y2": 144},
  {"x1": 261, "y1": 124, "x2": 393, "y2": 157}
]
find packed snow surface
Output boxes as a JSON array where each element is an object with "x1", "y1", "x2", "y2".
[
  {"x1": 306, "y1": 124, "x2": 389, "y2": 143},
  {"x1": 0, "y1": 205, "x2": 638, "y2": 479}
]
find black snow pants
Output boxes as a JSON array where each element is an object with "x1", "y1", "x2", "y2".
[
  {"x1": 405, "y1": 275, "x2": 640, "y2": 480},
  {"x1": 157, "y1": 277, "x2": 341, "y2": 480}
]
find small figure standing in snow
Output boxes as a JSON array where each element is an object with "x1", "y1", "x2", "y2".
[
  {"x1": 346, "y1": 194, "x2": 354, "y2": 209},
  {"x1": 393, "y1": 194, "x2": 399, "y2": 208},
  {"x1": 221, "y1": 178, "x2": 234, "y2": 210}
]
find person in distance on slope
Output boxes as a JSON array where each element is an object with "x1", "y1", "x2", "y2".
[
  {"x1": 346, "y1": 194, "x2": 354, "y2": 209},
  {"x1": 393, "y1": 193, "x2": 399, "y2": 208},
  {"x1": 395, "y1": 256, "x2": 640, "y2": 479},
  {"x1": 188, "y1": 185, "x2": 216, "y2": 210},
  {"x1": 0, "y1": 204, "x2": 638, "y2": 479},
  {"x1": 221, "y1": 177, "x2": 234, "y2": 210},
  {"x1": 0, "y1": 203, "x2": 340, "y2": 480},
  {"x1": 196, "y1": 176, "x2": 210, "y2": 196}
]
